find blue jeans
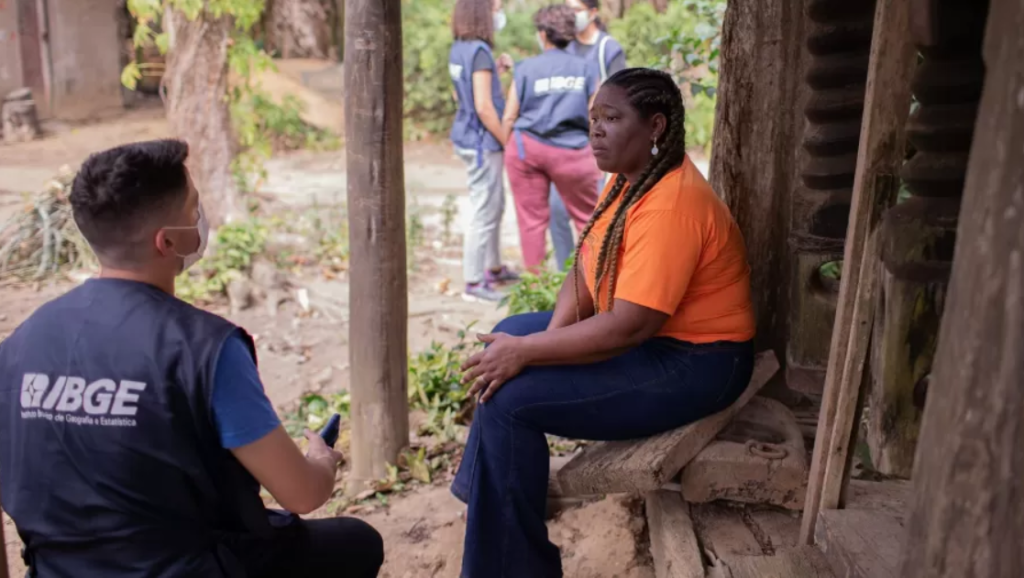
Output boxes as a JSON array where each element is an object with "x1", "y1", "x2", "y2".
[
  {"x1": 548, "y1": 186, "x2": 574, "y2": 271},
  {"x1": 451, "y1": 312, "x2": 755, "y2": 578}
]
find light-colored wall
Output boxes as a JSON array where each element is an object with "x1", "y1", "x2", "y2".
[
  {"x1": 0, "y1": 0, "x2": 24, "y2": 99},
  {"x1": 46, "y1": 0, "x2": 123, "y2": 119}
]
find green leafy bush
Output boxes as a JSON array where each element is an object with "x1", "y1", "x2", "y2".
[
  {"x1": 501, "y1": 256, "x2": 572, "y2": 314},
  {"x1": 176, "y1": 219, "x2": 268, "y2": 303},
  {"x1": 408, "y1": 323, "x2": 481, "y2": 440}
]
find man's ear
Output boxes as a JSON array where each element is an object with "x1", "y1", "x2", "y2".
[{"x1": 154, "y1": 229, "x2": 174, "y2": 258}]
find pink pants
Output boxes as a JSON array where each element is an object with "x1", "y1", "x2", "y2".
[{"x1": 505, "y1": 132, "x2": 601, "y2": 270}]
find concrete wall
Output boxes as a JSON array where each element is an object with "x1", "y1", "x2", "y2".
[
  {"x1": 0, "y1": 0, "x2": 24, "y2": 99},
  {"x1": 46, "y1": 0, "x2": 123, "y2": 119}
]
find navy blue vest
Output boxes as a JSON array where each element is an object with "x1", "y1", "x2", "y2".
[
  {"x1": 567, "y1": 32, "x2": 625, "y2": 82},
  {"x1": 449, "y1": 40, "x2": 506, "y2": 158},
  {"x1": 512, "y1": 48, "x2": 597, "y2": 151},
  {"x1": 0, "y1": 279, "x2": 273, "y2": 577}
]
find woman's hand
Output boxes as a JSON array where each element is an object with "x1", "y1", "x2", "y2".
[
  {"x1": 497, "y1": 53, "x2": 514, "y2": 75},
  {"x1": 461, "y1": 332, "x2": 528, "y2": 403}
]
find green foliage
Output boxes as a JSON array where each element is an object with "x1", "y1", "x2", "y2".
[
  {"x1": 819, "y1": 260, "x2": 843, "y2": 281},
  {"x1": 283, "y1": 391, "x2": 351, "y2": 437},
  {"x1": 501, "y1": 256, "x2": 572, "y2": 315},
  {"x1": 176, "y1": 219, "x2": 268, "y2": 303},
  {"x1": 611, "y1": 0, "x2": 725, "y2": 151},
  {"x1": 408, "y1": 323, "x2": 480, "y2": 441},
  {"x1": 124, "y1": 0, "x2": 338, "y2": 192}
]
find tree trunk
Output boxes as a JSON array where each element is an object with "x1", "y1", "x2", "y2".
[
  {"x1": 264, "y1": 0, "x2": 336, "y2": 59},
  {"x1": 899, "y1": 0, "x2": 1024, "y2": 574},
  {"x1": 343, "y1": 0, "x2": 409, "y2": 494},
  {"x1": 708, "y1": 0, "x2": 809, "y2": 357},
  {"x1": 162, "y1": 8, "x2": 244, "y2": 226}
]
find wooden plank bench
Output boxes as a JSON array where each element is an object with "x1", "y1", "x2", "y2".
[{"x1": 557, "y1": 350, "x2": 781, "y2": 496}]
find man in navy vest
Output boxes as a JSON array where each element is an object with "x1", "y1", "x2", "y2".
[{"x1": 0, "y1": 140, "x2": 384, "y2": 577}]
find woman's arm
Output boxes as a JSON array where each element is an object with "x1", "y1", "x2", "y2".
[
  {"x1": 472, "y1": 70, "x2": 504, "y2": 142},
  {"x1": 466, "y1": 299, "x2": 668, "y2": 401},
  {"x1": 501, "y1": 80, "x2": 521, "y2": 145},
  {"x1": 526, "y1": 299, "x2": 667, "y2": 366},
  {"x1": 547, "y1": 261, "x2": 595, "y2": 330}
]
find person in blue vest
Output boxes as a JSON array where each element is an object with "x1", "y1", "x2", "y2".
[
  {"x1": 0, "y1": 140, "x2": 384, "y2": 577},
  {"x1": 449, "y1": 0, "x2": 520, "y2": 302},
  {"x1": 501, "y1": 4, "x2": 602, "y2": 272},
  {"x1": 546, "y1": 0, "x2": 627, "y2": 271}
]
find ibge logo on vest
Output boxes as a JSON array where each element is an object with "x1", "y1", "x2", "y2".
[
  {"x1": 19, "y1": 373, "x2": 146, "y2": 427},
  {"x1": 533, "y1": 75, "x2": 587, "y2": 95}
]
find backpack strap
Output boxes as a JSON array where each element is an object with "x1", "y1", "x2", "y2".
[{"x1": 598, "y1": 34, "x2": 612, "y2": 82}]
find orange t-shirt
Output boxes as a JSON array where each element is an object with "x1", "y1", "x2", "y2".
[{"x1": 580, "y1": 157, "x2": 755, "y2": 344}]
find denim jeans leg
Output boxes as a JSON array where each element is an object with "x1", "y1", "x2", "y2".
[
  {"x1": 454, "y1": 313, "x2": 754, "y2": 578},
  {"x1": 548, "y1": 186, "x2": 574, "y2": 271},
  {"x1": 452, "y1": 312, "x2": 555, "y2": 505}
]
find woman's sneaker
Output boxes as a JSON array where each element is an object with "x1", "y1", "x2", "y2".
[
  {"x1": 485, "y1": 265, "x2": 520, "y2": 285},
  {"x1": 463, "y1": 282, "x2": 504, "y2": 303}
]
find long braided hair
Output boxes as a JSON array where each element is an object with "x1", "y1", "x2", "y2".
[{"x1": 573, "y1": 68, "x2": 687, "y2": 320}]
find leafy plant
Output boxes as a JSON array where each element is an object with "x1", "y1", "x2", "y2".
[
  {"x1": 176, "y1": 219, "x2": 268, "y2": 302},
  {"x1": 408, "y1": 323, "x2": 481, "y2": 441},
  {"x1": 441, "y1": 194, "x2": 458, "y2": 245},
  {"x1": 283, "y1": 391, "x2": 352, "y2": 437},
  {"x1": 500, "y1": 256, "x2": 572, "y2": 315},
  {"x1": 123, "y1": 0, "x2": 338, "y2": 192}
]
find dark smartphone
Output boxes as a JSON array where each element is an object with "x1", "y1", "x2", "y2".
[{"x1": 319, "y1": 413, "x2": 341, "y2": 448}]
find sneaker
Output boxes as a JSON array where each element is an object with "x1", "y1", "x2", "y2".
[
  {"x1": 485, "y1": 265, "x2": 520, "y2": 285},
  {"x1": 463, "y1": 282, "x2": 504, "y2": 303}
]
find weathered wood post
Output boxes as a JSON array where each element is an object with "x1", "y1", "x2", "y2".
[
  {"x1": 343, "y1": 0, "x2": 410, "y2": 493},
  {"x1": 899, "y1": 0, "x2": 1024, "y2": 573},
  {"x1": 708, "y1": 0, "x2": 809, "y2": 358}
]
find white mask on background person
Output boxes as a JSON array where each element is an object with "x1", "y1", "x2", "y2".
[
  {"x1": 493, "y1": 10, "x2": 507, "y2": 32},
  {"x1": 536, "y1": 31, "x2": 546, "y2": 51},
  {"x1": 166, "y1": 203, "x2": 210, "y2": 272},
  {"x1": 574, "y1": 10, "x2": 592, "y2": 33}
]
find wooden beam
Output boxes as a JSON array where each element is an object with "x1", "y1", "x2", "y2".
[
  {"x1": 646, "y1": 491, "x2": 704, "y2": 578},
  {"x1": 799, "y1": 0, "x2": 916, "y2": 544},
  {"x1": 343, "y1": 0, "x2": 410, "y2": 492},
  {"x1": 557, "y1": 351, "x2": 779, "y2": 496},
  {"x1": 898, "y1": 0, "x2": 1024, "y2": 575},
  {"x1": 799, "y1": 0, "x2": 916, "y2": 543}
]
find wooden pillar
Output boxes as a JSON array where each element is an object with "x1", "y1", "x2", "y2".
[
  {"x1": 343, "y1": 0, "x2": 409, "y2": 493},
  {"x1": 708, "y1": 0, "x2": 809, "y2": 358},
  {"x1": 785, "y1": 0, "x2": 876, "y2": 396},
  {"x1": 865, "y1": 0, "x2": 990, "y2": 478},
  {"x1": 799, "y1": 0, "x2": 916, "y2": 544},
  {"x1": 899, "y1": 0, "x2": 1024, "y2": 573}
]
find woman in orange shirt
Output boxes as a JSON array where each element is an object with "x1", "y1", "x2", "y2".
[{"x1": 452, "y1": 68, "x2": 756, "y2": 578}]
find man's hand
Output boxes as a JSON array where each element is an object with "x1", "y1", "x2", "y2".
[
  {"x1": 304, "y1": 429, "x2": 344, "y2": 469},
  {"x1": 462, "y1": 332, "x2": 528, "y2": 403},
  {"x1": 497, "y1": 53, "x2": 514, "y2": 75}
]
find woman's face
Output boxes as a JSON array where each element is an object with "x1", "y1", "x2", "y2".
[
  {"x1": 589, "y1": 84, "x2": 665, "y2": 175},
  {"x1": 493, "y1": 0, "x2": 503, "y2": 12},
  {"x1": 565, "y1": 0, "x2": 592, "y2": 16}
]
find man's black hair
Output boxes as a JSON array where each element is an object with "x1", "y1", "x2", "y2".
[{"x1": 70, "y1": 139, "x2": 190, "y2": 266}]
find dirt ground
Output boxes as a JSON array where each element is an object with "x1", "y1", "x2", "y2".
[{"x1": 0, "y1": 109, "x2": 659, "y2": 577}]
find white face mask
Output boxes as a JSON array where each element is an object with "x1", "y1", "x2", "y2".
[
  {"x1": 537, "y1": 31, "x2": 546, "y2": 51},
  {"x1": 493, "y1": 10, "x2": 507, "y2": 32},
  {"x1": 165, "y1": 204, "x2": 209, "y2": 272},
  {"x1": 574, "y1": 10, "x2": 592, "y2": 33}
]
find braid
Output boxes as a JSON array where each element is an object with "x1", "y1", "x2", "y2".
[{"x1": 574, "y1": 68, "x2": 687, "y2": 318}]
